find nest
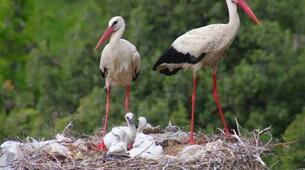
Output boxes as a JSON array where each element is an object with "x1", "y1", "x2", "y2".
[{"x1": 2, "y1": 120, "x2": 272, "y2": 170}]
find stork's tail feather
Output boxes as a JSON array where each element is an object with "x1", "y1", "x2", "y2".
[
  {"x1": 132, "y1": 71, "x2": 140, "y2": 81},
  {"x1": 99, "y1": 69, "x2": 107, "y2": 78}
]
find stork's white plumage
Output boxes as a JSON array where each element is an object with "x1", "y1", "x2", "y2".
[
  {"x1": 103, "y1": 127, "x2": 126, "y2": 149},
  {"x1": 128, "y1": 141, "x2": 163, "y2": 160},
  {"x1": 99, "y1": 32, "x2": 140, "y2": 88},
  {"x1": 103, "y1": 112, "x2": 137, "y2": 151},
  {"x1": 153, "y1": 0, "x2": 261, "y2": 144},
  {"x1": 119, "y1": 113, "x2": 137, "y2": 145},
  {"x1": 94, "y1": 16, "x2": 140, "y2": 149},
  {"x1": 133, "y1": 117, "x2": 154, "y2": 148},
  {"x1": 107, "y1": 142, "x2": 128, "y2": 156},
  {"x1": 129, "y1": 117, "x2": 163, "y2": 160}
]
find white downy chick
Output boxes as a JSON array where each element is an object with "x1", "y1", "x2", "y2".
[
  {"x1": 103, "y1": 112, "x2": 137, "y2": 153},
  {"x1": 129, "y1": 117, "x2": 163, "y2": 159},
  {"x1": 107, "y1": 142, "x2": 128, "y2": 155}
]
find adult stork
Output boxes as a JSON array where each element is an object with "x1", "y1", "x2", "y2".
[
  {"x1": 94, "y1": 16, "x2": 140, "y2": 146},
  {"x1": 153, "y1": 0, "x2": 261, "y2": 144}
]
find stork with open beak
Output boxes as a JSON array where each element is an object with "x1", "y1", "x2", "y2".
[
  {"x1": 153, "y1": 0, "x2": 261, "y2": 144},
  {"x1": 94, "y1": 16, "x2": 140, "y2": 148}
]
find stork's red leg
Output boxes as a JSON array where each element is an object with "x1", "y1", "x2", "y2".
[
  {"x1": 98, "y1": 86, "x2": 111, "y2": 150},
  {"x1": 124, "y1": 85, "x2": 130, "y2": 112},
  {"x1": 103, "y1": 86, "x2": 111, "y2": 135},
  {"x1": 212, "y1": 70, "x2": 230, "y2": 135},
  {"x1": 189, "y1": 75, "x2": 197, "y2": 144}
]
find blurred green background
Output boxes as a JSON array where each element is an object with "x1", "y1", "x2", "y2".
[{"x1": 0, "y1": 0, "x2": 304, "y2": 168}]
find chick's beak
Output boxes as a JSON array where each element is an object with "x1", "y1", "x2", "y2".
[{"x1": 127, "y1": 117, "x2": 135, "y2": 125}]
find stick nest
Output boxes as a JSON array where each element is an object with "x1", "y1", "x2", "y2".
[{"x1": 4, "y1": 121, "x2": 272, "y2": 170}]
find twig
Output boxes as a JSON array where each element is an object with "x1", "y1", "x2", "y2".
[
  {"x1": 126, "y1": 141, "x2": 155, "y2": 162},
  {"x1": 62, "y1": 121, "x2": 73, "y2": 135},
  {"x1": 235, "y1": 117, "x2": 242, "y2": 136}
]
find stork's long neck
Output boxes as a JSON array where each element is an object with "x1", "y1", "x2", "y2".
[
  {"x1": 130, "y1": 126, "x2": 137, "y2": 141},
  {"x1": 226, "y1": 0, "x2": 240, "y2": 36},
  {"x1": 109, "y1": 26, "x2": 125, "y2": 46},
  {"x1": 137, "y1": 123, "x2": 146, "y2": 133},
  {"x1": 127, "y1": 120, "x2": 137, "y2": 138}
]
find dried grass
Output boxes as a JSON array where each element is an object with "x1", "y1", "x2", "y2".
[{"x1": 7, "y1": 120, "x2": 272, "y2": 170}]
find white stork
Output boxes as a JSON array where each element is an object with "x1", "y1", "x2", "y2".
[
  {"x1": 94, "y1": 16, "x2": 141, "y2": 147},
  {"x1": 153, "y1": 0, "x2": 261, "y2": 144},
  {"x1": 134, "y1": 117, "x2": 155, "y2": 144},
  {"x1": 129, "y1": 117, "x2": 164, "y2": 159},
  {"x1": 102, "y1": 112, "x2": 137, "y2": 151}
]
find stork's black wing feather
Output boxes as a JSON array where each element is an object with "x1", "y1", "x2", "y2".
[
  {"x1": 153, "y1": 46, "x2": 205, "y2": 76},
  {"x1": 99, "y1": 68, "x2": 107, "y2": 78},
  {"x1": 159, "y1": 68, "x2": 182, "y2": 76},
  {"x1": 132, "y1": 71, "x2": 140, "y2": 81}
]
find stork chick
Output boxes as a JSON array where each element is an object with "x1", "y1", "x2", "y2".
[{"x1": 101, "y1": 112, "x2": 137, "y2": 151}]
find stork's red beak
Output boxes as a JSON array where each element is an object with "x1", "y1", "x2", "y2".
[
  {"x1": 237, "y1": 0, "x2": 261, "y2": 25},
  {"x1": 94, "y1": 26, "x2": 114, "y2": 51}
]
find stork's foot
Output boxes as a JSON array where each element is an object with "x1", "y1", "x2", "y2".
[
  {"x1": 98, "y1": 141, "x2": 108, "y2": 151},
  {"x1": 127, "y1": 143, "x2": 133, "y2": 150},
  {"x1": 188, "y1": 137, "x2": 196, "y2": 145},
  {"x1": 224, "y1": 128, "x2": 232, "y2": 136},
  {"x1": 224, "y1": 133, "x2": 238, "y2": 143}
]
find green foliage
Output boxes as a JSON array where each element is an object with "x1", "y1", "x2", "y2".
[
  {"x1": 280, "y1": 109, "x2": 305, "y2": 169},
  {"x1": 54, "y1": 87, "x2": 103, "y2": 134},
  {"x1": 0, "y1": 0, "x2": 305, "y2": 168},
  {"x1": 1, "y1": 108, "x2": 47, "y2": 141},
  {"x1": 0, "y1": 0, "x2": 33, "y2": 90}
]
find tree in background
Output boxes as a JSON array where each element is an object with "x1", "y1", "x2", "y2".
[{"x1": 0, "y1": 0, "x2": 304, "y2": 168}]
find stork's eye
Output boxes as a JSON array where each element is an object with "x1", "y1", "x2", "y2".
[{"x1": 112, "y1": 21, "x2": 118, "y2": 26}]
